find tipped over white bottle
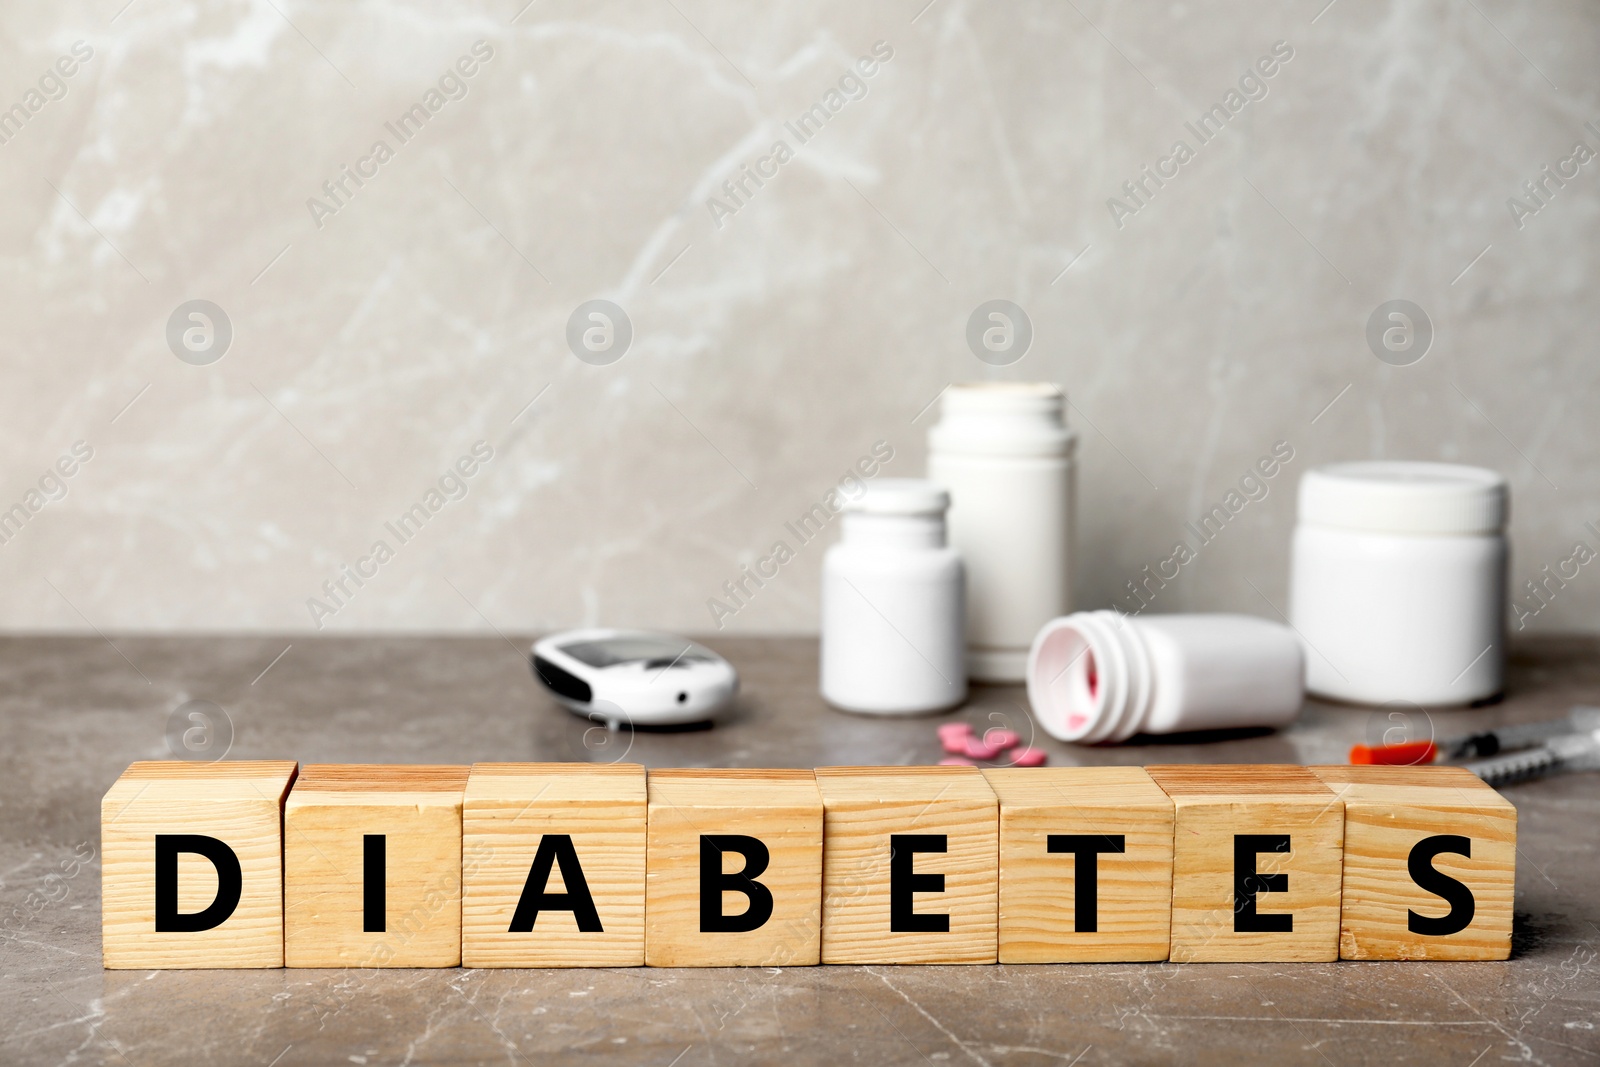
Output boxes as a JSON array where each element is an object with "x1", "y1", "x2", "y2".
[
  {"x1": 927, "y1": 382, "x2": 1076, "y2": 683},
  {"x1": 1026, "y1": 611, "x2": 1304, "y2": 743},
  {"x1": 821, "y1": 479, "x2": 967, "y2": 715}
]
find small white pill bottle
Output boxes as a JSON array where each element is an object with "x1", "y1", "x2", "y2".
[
  {"x1": 1288, "y1": 462, "x2": 1509, "y2": 706},
  {"x1": 821, "y1": 479, "x2": 967, "y2": 715},
  {"x1": 1027, "y1": 611, "x2": 1304, "y2": 743},
  {"x1": 927, "y1": 382, "x2": 1076, "y2": 683}
]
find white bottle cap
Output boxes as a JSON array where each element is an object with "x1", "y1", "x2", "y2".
[
  {"x1": 928, "y1": 382, "x2": 1076, "y2": 457},
  {"x1": 845, "y1": 478, "x2": 949, "y2": 517},
  {"x1": 1297, "y1": 461, "x2": 1508, "y2": 536}
]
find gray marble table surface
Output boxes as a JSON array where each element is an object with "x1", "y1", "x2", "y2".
[{"x1": 3, "y1": 634, "x2": 1598, "y2": 1066}]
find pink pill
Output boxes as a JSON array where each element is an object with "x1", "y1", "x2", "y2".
[
  {"x1": 938, "y1": 722, "x2": 974, "y2": 753},
  {"x1": 1010, "y1": 747, "x2": 1048, "y2": 767},
  {"x1": 963, "y1": 736, "x2": 1001, "y2": 760},
  {"x1": 983, "y1": 728, "x2": 1021, "y2": 751},
  {"x1": 938, "y1": 756, "x2": 975, "y2": 766}
]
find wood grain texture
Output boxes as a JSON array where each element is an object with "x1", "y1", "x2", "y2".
[
  {"x1": 463, "y1": 763, "x2": 645, "y2": 967},
  {"x1": 983, "y1": 766, "x2": 1173, "y2": 962},
  {"x1": 1148, "y1": 764, "x2": 1344, "y2": 963},
  {"x1": 815, "y1": 766, "x2": 998, "y2": 964},
  {"x1": 101, "y1": 760, "x2": 298, "y2": 969},
  {"x1": 645, "y1": 769, "x2": 823, "y2": 966},
  {"x1": 284, "y1": 764, "x2": 468, "y2": 968},
  {"x1": 1312, "y1": 765, "x2": 1515, "y2": 961}
]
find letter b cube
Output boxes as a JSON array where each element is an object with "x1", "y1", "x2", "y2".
[{"x1": 644, "y1": 769, "x2": 823, "y2": 966}]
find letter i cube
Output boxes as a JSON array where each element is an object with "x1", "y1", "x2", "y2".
[
  {"x1": 101, "y1": 760, "x2": 299, "y2": 969},
  {"x1": 284, "y1": 764, "x2": 468, "y2": 968}
]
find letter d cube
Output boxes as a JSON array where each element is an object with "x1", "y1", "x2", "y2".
[
  {"x1": 101, "y1": 760, "x2": 299, "y2": 968},
  {"x1": 645, "y1": 769, "x2": 823, "y2": 966}
]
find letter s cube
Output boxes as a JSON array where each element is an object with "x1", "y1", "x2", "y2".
[{"x1": 1312, "y1": 766, "x2": 1515, "y2": 960}]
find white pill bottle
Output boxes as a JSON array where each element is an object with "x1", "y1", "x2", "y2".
[
  {"x1": 820, "y1": 479, "x2": 967, "y2": 714},
  {"x1": 1027, "y1": 611, "x2": 1304, "y2": 743},
  {"x1": 1288, "y1": 461, "x2": 1509, "y2": 706},
  {"x1": 927, "y1": 382, "x2": 1076, "y2": 682}
]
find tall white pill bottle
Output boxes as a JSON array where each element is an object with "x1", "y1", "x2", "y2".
[
  {"x1": 927, "y1": 382, "x2": 1076, "y2": 682},
  {"x1": 1288, "y1": 461, "x2": 1508, "y2": 706}
]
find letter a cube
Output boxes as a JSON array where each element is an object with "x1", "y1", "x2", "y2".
[{"x1": 463, "y1": 763, "x2": 646, "y2": 967}]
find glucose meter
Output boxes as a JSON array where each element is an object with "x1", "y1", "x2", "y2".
[{"x1": 530, "y1": 629, "x2": 739, "y2": 726}]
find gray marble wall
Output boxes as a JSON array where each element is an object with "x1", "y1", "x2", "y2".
[{"x1": 0, "y1": 0, "x2": 1595, "y2": 635}]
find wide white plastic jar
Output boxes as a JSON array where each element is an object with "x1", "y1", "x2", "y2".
[
  {"x1": 821, "y1": 479, "x2": 966, "y2": 715},
  {"x1": 927, "y1": 382, "x2": 1076, "y2": 683},
  {"x1": 1027, "y1": 611, "x2": 1304, "y2": 743},
  {"x1": 1288, "y1": 462, "x2": 1509, "y2": 706}
]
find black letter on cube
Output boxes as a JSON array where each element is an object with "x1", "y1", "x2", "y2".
[
  {"x1": 364, "y1": 834, "x2": 385, "y2": 933},
  {"x1": 509, "y1": 834, "x2": 603, "y2": 933},
  {"x1": 1407, "y1": 834, "x2": 1475, "y2": 936},
  {"x1": 700, "y1": 835, "x2": 774, "y2": 933},
  {"x1": 890, "y1": 834, "x2": 949, "y2": 933},
  {"x1": 1047, "y1": 834, "x2": 1126, "y2": 933},
  {"x1": 1233, "y1": 834, "x2": 1292, "y2": 933},
  {"x1": 154, "y1": 834, "x2": 242, "y2": 933}
]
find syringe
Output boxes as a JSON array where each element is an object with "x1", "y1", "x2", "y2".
[
  {"x1": 1463, "y1": 724, "x2": 1600, "y2": 787},
  {"x1": 1446, "y1": 706, "x2": 1600, "y2": 760}
]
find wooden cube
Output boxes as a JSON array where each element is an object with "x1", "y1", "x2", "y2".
[
  {"x1": 284, "y1": 764, "x2": 468, "y2": 968},
  {"x1": 1311, "y1": 765, "x2": 1515, "y2": 960},
  {"x1": 983, "y1": 766, "x2": 1174, "y2": 963},
  {"x1": 101, "y1": 760, "x2": 298, "y2": 969},
  {"x1": 462, "y1": 763, "x2": 646, "y2": 967},
  {"x1": 1147, "y1": 765, "x2": 1344, "y2": 963},
  {"x1": 644, "y1": 769, "x2": 823, "y2": 966},
  {"x1": 815, "y1": 766, "x2": 998, "y2": 964}
]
